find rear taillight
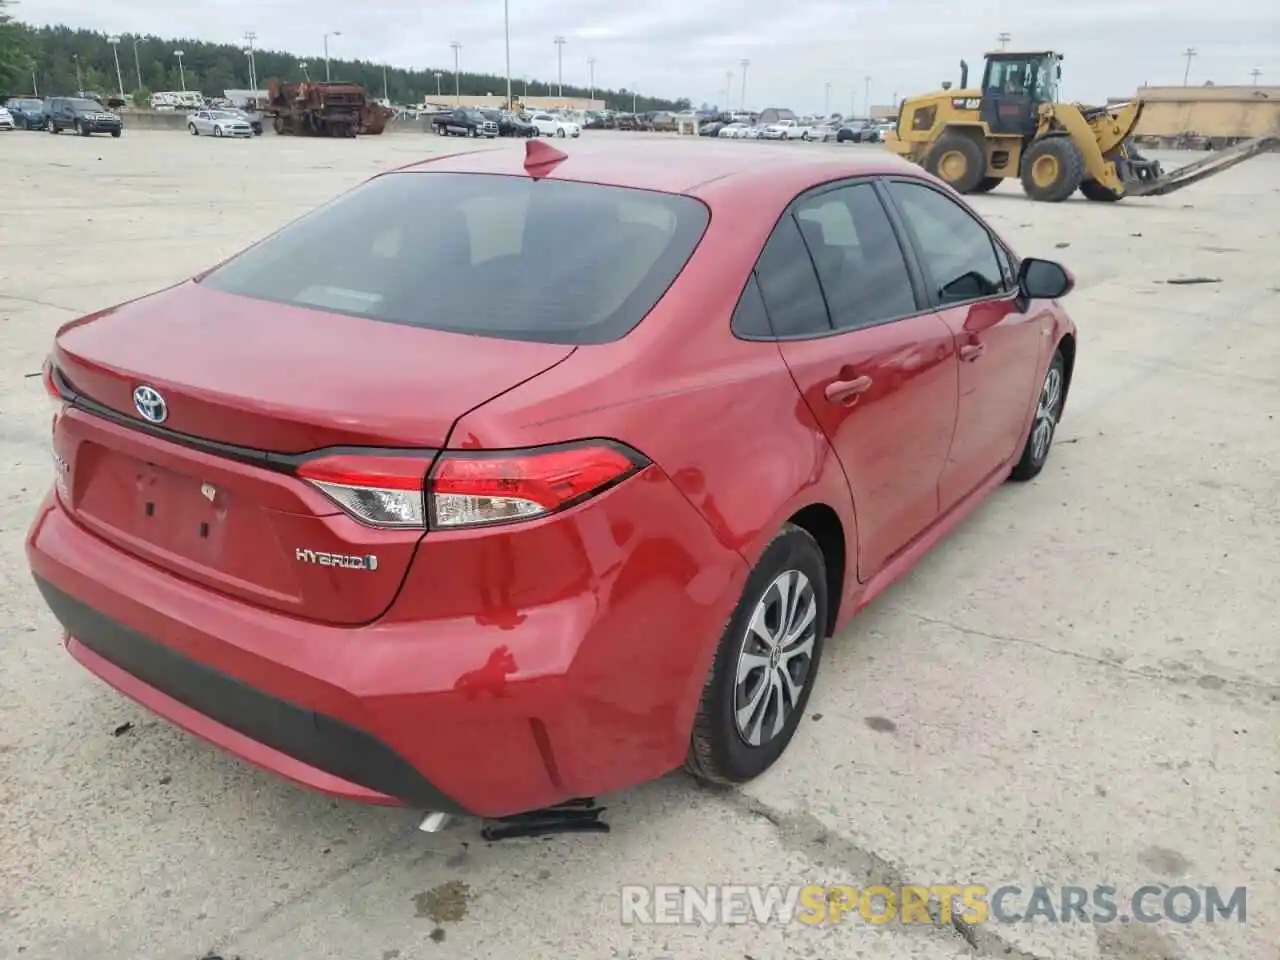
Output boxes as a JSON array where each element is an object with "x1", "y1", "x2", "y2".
[
  {"x1": 430, "y1": 442, "x2": 646, "y2": 528},
  {"x1": 42, "y1": 359, "x2": 66, "y2": 416},
  {"x1": 296, "y1": 455, "x2": 429, "y2": 528},
  {"x1": 295, "y1": 442, "x2": 647, "y2": 531}
]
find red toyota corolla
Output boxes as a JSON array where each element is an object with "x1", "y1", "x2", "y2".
[{"x1": 28, "y1": 139, "x2": 1076, "y2": 822}]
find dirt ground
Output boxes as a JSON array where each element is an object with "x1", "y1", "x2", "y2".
[{"x1": 1, "y1": 129, "x2": 1276, "y2": 960}]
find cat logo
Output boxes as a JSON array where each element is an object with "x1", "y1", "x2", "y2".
[{"x1": 951, "y1": 98, "x2": 982, "y2": 110}]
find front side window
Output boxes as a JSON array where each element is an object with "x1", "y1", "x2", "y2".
[
  {"x1": 886, "y1": 181, "x2": 1005, "y2": 305},
  {"x1": 199, "y1": 171, "x2": 710, "y2": 345}
]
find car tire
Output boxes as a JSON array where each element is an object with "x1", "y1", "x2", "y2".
[
  {"x1": 555, "y1": 128, "x2": 566, "y2": 138},
  {"x1": 76, "y1": 120, "x2": 88, "y2": 136},
  {"x1": 47, "y1": 118, "x2": 57, "y2": 134},
  {"x1": 685, "y1": 523, "x2": 828, "y2": 786},
  {"x1": 189, "y1": 123, "x2": 198, "y2": 135},
  {"x1": 1010, "y1": 349, "x2": 1067, "y2": 482},
  {"x1": 214, "y1": 126, "x2": 223, "y2": 137},
  {"x1": 111, "y1": 129, "x2": 121, "y2": 138}
]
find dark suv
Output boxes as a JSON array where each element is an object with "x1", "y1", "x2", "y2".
[
  {"x1": 5, "y1": 97, "x2": 46, "y2": 130},
  {"x1": 45, "y1": 97, "x2": 123, "y2": 137}
]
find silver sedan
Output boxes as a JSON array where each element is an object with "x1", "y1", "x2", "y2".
[{"x1": 187, "y1": 110, "x2": 254, "y2": 138}]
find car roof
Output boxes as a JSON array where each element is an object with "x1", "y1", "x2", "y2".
[{"x1": 397, "y1": 139, "x2": 926, "y2": 201}]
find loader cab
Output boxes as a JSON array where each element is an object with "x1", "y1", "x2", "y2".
[{"x1": 980, "y1": 51, "x2": 1062, "y2": 137}]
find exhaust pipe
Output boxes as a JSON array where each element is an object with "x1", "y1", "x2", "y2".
[
  {"x1": 418, "y1": 812, "x2": 453, "y2": 833},
  {"x1": 960, "y1": 59, "x2": 969, "y2": 90}
]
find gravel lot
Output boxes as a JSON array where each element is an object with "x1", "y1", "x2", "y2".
[{"x1": 1, "y1": 129, "x2": 1276, "y2": 960}]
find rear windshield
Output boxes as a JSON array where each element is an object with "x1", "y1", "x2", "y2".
[{"x1": 199, "y1": 171, "x2": 709, "y2": 344}]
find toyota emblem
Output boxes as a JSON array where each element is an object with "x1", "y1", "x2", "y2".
[{"x1": 132, "y1": 385, "x2": 168, "y2": 424}]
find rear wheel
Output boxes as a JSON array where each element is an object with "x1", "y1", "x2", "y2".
[
  {"x1": 1010, "y1": 350, "x2": 1066, "y2": 481},
  {"x1": 971, "y1": 176, "x2": 1004, "y2": 193},
  {"x1": 923, "y1": 133, "x2": 986, "y2": 193},
  {"x1": 1020, "y1": 137, "x2": 1085, "y2": 202},
  {"x1": 556, "y1": 127, "x2": 566, "y2": 138},
  {"x1": 47, "y1": 118, "x2": 57, "y2": 133},
  {"x1": 685, "y1": 524, "x2": 827, "y2": 785},
  {"x1": 189, "y1": 123, "x2": 198, "y2": 135},
  {"x1": 1079, "y1": 179, "x2": 1122, "y2": 202}
]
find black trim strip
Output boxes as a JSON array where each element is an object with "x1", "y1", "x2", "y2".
[{"x1": 34, "y1": 576, "x2": 468, "y2": 814}]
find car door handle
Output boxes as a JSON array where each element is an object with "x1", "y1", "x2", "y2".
[
  {"x1": 824, "y1": 375, "x2": 873, "y2": 405},
  {"x1": 959, "y1": 343, "x2": 986, "y2": 362}
]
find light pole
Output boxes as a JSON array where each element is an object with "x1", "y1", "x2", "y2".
[
  {"x1": 588, "y1": 57, "x2": 596, "y2": 105},
  {"x1": 299, "y1": 61, "x2": 310, "y2": 81},
  {"x1": 31, "y1": 67, "x2": 37, "y2": 96},
  {"x1": 132, "y1": 37, "x2": 143, "y2": 92},
  {"x1": 864, "y1": 75, "x2": 871, "y2": 117},
  {"x1": 108, "y1": 35, "x2": 125, "y2": 95},
  {"x1": 323, "y1": 31, "x2": 341, "y2": 81},
  {"x1": 504, "y1": 0, "x2": 512, "y2": 108},
  {"x1": 1182, "y1": 47, "x2": 1196, "y2": 85},
  {"x1": 171, "y1": 50, "x2": 183, "y2": 92},
  {"x1": 824, "y1": 80, "x2": 831, "y2": 116},
  {"x1": 632, "y1": 89, "x2": 637, "y2": 113},
  {"x1": 435, "y1": 72, "x2": 442, "y2": 98},
  {"x1": 739, "y1": 58, "x2": 749, "y2": 112},
  {"x1": 244, "y1": 32, "x2": 258, "y2": 91},
  {"x1": 725, "y1": 71, "x2": 733, "y2": 111},
  {"x1": 450, "y1": 42, "x2": 462, "y2": 104},
  {"x1": 997, "y1": 32, "x2": 1011, "y2": 50},
  {"x1": 554, "y1": 37, "x2": 567, "y2": 98},
  {"x1": 72, "y1": 54, "x2": 83, "y2": 91},
  {"x1": 1249, "y1": 67, "x2": 1261, "y2": 86}
]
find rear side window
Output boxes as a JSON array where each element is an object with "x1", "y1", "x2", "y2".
[
  {"x1": 199, "y1": 171, "x2": 710, "y2": 345},
  {"x1": 754, "y1": 216, "x2": 830, "y2": 337},
  {"x1": 886, "y1": 181, "x2": 1004, "y2": 305},
  {"x1": 793, "y1": 184, "x2": 918, "y2": 331}
]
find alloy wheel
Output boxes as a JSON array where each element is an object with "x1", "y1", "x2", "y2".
[
  {"x1": 1031, "y1": 363, "x2": 1063, "y2": 463},
  {"x1": 733, "y1": 570, "x2": 818, "y2": 747}
]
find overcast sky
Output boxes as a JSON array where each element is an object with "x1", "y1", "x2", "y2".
[{"x1": 13, "y1": 0, "x2": 1278, "y2": 109}]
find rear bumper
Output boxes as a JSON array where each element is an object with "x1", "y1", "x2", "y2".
[{"x1": 27, "y1": 466, "x2": 747, "y2": 817}]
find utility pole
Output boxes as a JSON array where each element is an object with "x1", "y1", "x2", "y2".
[
  {"x1": 504, "y1": 0, "x2": 512, "y2": 108},
  {"x1": 1249, "y1": 67, "x2": 1262, "y2": 86},
  {"x1": 864, "y1": 75, "x2": 871, "y2": 117},
  {"x1": 451, "y1": 41, "x2": 462, "y2": 104},
  {"x1": 107, "y1": 36, "x2": 125, "y2": 95},
  {"x1": 244, "y1": 31, "x2": 257, "y2": 90},
  {"x1": 739, "y1": 58, "x2": 749, "y2": 112},
  {"x1": 1182, "y1": 47, "x2": 1196, "y2": 85},
  {"x1": 382, "y1": 64, "x2": 388, "y2": 101},
  {"x1": 725, "y1": 71, "x2": 733, "y2": 111},
  {"x1": 997, "y1": 32, "x2": 1011, "y2": 50},
  {"x1": 824, "y1": 81, "x2": 831, "y2": 116},
  {"x1": 73, "y1": 54, "x2": 83, "y2": 91},
  {"x1": 588, "y1": 57, "x2": 596, "y2": 105},
  {"x1": 323, "y1": 31, "x2": 341, "y2": 81},
  {"x1": 554, "y1": 37, "x2": 566, "y2": 97},
  {"x1": 171, "y1": 51, "x2": 182, "y2": 92},
  {"x1": 132, "y1": 37, "x2": 143, "y2": 92}
]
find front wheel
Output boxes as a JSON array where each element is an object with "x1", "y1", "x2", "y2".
[
  {"x1": 213, "y1": 125, "x2": 223, "y2": 137},
  {"x1": 1010, "y1": 349, "x2": 1066, "y2": 482},
  {"x1": 1020, "y1": 137, "x2": 1085, "y2": 202},
  {"x1": 555, "y1": 127, "x2": 566, "y2": 138},
  {"x1": 110, "y1": 129, "x2": 121, "y2": 138},
  {"x1": 189, "y1": 123, "x2": 198, "y2": 135},
  {"x1": 685, "y1": 524, "x2": 828, "y2": 785}
]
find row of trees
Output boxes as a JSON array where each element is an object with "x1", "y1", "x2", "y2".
[{"x1": 0, "y1": 7, "x2": 690, "y2": 113}]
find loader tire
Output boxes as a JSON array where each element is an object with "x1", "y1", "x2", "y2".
[
  {"x1": 924, "y1": 133, "x2": 985, "y2": 193},
  {"x1": 1020, "y1": 137, "x2": 1085, "y2": 202},
  {"x1": 971, "y1": 176, "x2": 1004, "y2": 194},
  {"x1": 1079, "y1": 179, "x2": 1122, "y2": 202}
]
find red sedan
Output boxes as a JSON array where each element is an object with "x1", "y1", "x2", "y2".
[{"x1": 28, "y1": 139, "x2": 1076, "y2": 822}]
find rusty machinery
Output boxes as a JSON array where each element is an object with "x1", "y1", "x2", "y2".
[{"x1": 264, "y1": 78, "x2": 395, "y2": 137}]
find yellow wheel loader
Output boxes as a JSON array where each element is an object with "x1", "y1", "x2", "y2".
[{"x1": 885, "y1": 51, "x2": 1276, "y2": 202}]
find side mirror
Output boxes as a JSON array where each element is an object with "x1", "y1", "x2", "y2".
[{"x1": 1018, "y1": 257, "x2": 1074, "y2": 300}]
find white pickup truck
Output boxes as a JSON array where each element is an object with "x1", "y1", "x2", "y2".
[{"x1": 763, "y1": 119, "x2": 807, "y2": 140}]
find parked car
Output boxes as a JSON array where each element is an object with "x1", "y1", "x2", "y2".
[
  {"x1": 528, "y1": 112, "x2": 580, "y2": 138},
  {"x1": 44, "y1": 96, "x2": 122, "y2": 137},
  {"x1": 836, "y1": 122, "x2": 875, "y2": 143},
  {"x1": 649, "y1": 111, "x2": 677, "y2": 132},
  {"x1": 4, "y1": 97, "x2": 44, "y2": 129},
  {"x1": 615, "y1": 113, "x2": 640, "y2": 131},
  {"x1": 187, "y1": 109, "x2": 254, "y2": 138},
  {"x1": 763, "y1": 119, "x2": 806, "y2": 140},
  {"x1": 225, "y1": 108, "x2": 263, "y2": 135},
  {"x1": 803, "y1": 124, "x2": 838, "y2": 142},
  {"x1": 0, "y1": 106, "x2": 12, "y2": 131},
  {"x1": 29, "y1": 142, "x2": 1076, "y2": 823},
  {"x1": 484, "y1": 110, "x2": 535, "y2": 137},
  {"x1": 717, "y1": 122, "x2": 751, "y2": 139},
  {"x1": 430, "y1": 108, "x2": 499, "y2": 138}
]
